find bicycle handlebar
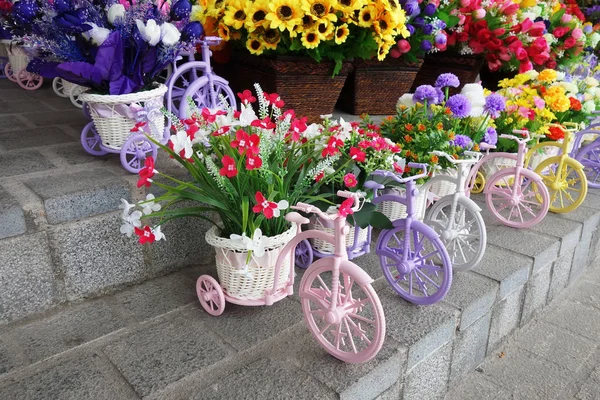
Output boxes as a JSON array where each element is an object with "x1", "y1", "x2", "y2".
[
  {"x1": 371, "y1": 163, "x2": 428, "y2": 183},
  {"x1": 500, "y1": 129, "x2": 531, "y2": 144},
  {"x1": 291, "y1": 192, "x2": 363, "y2": 221},
  {"x1": 431, "y1": 150, "x2": 481, "y2": 164}
]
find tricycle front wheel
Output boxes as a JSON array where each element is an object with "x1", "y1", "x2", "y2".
[{"x1": 196, "y1": 275, "x2": 225, "y2": 316}]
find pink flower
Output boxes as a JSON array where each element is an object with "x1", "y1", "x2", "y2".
[
  {"x1": 473, "y1": 9, "x2": 486, "y2": 19},
  {"x1": 322, "y1": 136, "x2": 344, "y2": 157},
  {"x1": 349, "y1": 147, "x2": 366, "y2": 162},
  {"x1": 219, "y1": 155, "x2": 238, "y2": 178},
  {"x1": 533, "y1": 96, "x2": 545, "y2": 109},
  {"x1": 572, "y1": 28, "x2": 583, "y2": 40},
  {"x1": 245, "y1": 154, "x2": 262, "y2": 170},
  {"x1": 252, "y1": 192, "x2": 278, "y2": 219},
  {"x1": 231, "y1": 130, "x2": 260, "y2": 155},
  {"x1": 135, "y1": 226, "x2": 155, "y2": 244},
  {"x1": 561, "y1": 13, "x2": 572, "y2": 23},
  {"x1": 288, "y1": 118, "x2": 307, "y2": 141},
  {"x1": 338, "y1": 197, "x2": 355, "y2": 218},
  {"x1": 396, "y1": 39, "x2": 411, "y2": 54},
  {"x1": 343, "y1": 173, "x2": 358, "y2": 188}
]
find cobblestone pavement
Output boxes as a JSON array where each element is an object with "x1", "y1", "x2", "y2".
[{"x1": 447, "y1": 255, "x2": 600, "y2": 400}]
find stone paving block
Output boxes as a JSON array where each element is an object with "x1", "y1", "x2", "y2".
[
  {"x1": 0, "y1": 126, "x2": 75, "y2": 150},
  {"x1": 0, "y1": 150, "x2": 56, "y2": 177},
  {"x1": 0, "y1": 354, "x2": 137, "y2": 400},
  {"x1": 544, "y1": 301, "x2": 600, "y2": 342},
  {"x1": 0, "y1": 100, "x2": 52, "y2": 114},
  {"x1": 570, "y1": 233, "x2": 594, "y2": 284},
  {"x1": 548, "y1": 249, "x2": 576, "y2": 302},
  {"x1": 556, "y1": 206, "x2": 600, "y2": 243},
  {"x1": 199, "y1": 358, "x2": 335, "y2": 400},
  {"x1": 377, "y1": 286, "x2": 458, "y2": 370},
  {"x1": 24, "y1": 169, "x2": 130, "y2": 224},
  {"x1": 487, "y1": 227, "x2": 560, "y2": 274},
  {"x1": 582, "y1": 192, "x2": 600, "y2": 211},
  {"x1": 527, "y1": 213, "x2": 582, "y2": 256},
  {"x1": 449, "y1": 312, "x2": 492, "y2": 386},
  {"x1": 284, "y1": 333, "x2": 406, "y2": 400},
  {"x1": 49, "y1": 212, "x2": 146, "y2": 299},
  {"x1": 567, "y1": 280, "x2": 600, "y2": 310},
  {"x1": 480, "y1": 349, "x2": 571, "y2": 399},
  {"x1": 442, "y1": 271, "x2": 497, "y2": 330},
  {"x1": 520, "y1": 262, "x2": 553, "y2": 326},
  {"x1": 45, "y1": 143, "x2": 110, "y2": 165},
  {"x1": 487, "y1": 285, "x2": 526, "y2": 352},
  {"x1": 194, "y1": 297, "x2": 303, "y2": 351},
  {"x1": 375, "y1": 381, "x2": 403, "y2": 400},
  {"x1": 10, "y1": 299, "x2": 125, "y2": 364},
  {"x1": 590, "y1": 229, "x2": 600, "y2": 262},
  {"x1": 0, "y1": 115, "x2": 28, "y2": 133},
  {"x1": 577, "y1": 366, "x2": 600, "y2": 400},
  {"x1": 445, "y1": 372, "x2": 511, "y2": 400},
  {"x1": 472, "y1": 244, "x2": 531, "y2": 300},
  {"x1": 102, "y1": 310, "x2": 231, "y2": 398},
  {"x1": 21, "y1": 110, "x2": 88, "y2": 127},
  {"x1": 513, "y1": 321, "x2": 597, "y2": 372},
  {"x1": 0, "y1": 232, "x2": 58, "y2": 324},
  {"x1": 0, "y1": 185, "x2": 25, "y2": 239},
  {"x1": 403, "y1": 341, "x2": 452, "y2": 400},
  {"x1": 0, "y1": 338, "x2": 21, "y2": 376}
]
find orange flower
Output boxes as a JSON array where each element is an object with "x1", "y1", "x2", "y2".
[
  {"x1": 412, "y1": 153, "x2": 418, "y2": 160},
  {"x1": 404, "y1": 135, "x2": 413, "y2": 142},
  {"x1": 417, "y1": 124, "x2": 426, "y2": 132},
  {"x1": 386, "y1": 115, "x2": 394, "y2": 121},
  {"x1": 444, "y1": 107, "x2": 452, "y2": 115},
  {"x1": 405, "y1": 150, "x2": 411, "y2": 157},
  {"x1": 448, "y1": 132, "x2": 455, "y2": 140},
  {"x1": 405, "y1": 123, "x2": 414, "y2": 131},
  {"x1": 473, "y1": 143, "x2": 480, "y2": 151},
  {"x1": 431, "y1": 155, "x2": 439, "y2": 163},
  {"x1": 436, "y1": 122, "x2": 443, "y2": 130}
]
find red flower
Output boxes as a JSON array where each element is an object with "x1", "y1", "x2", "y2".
[
  {"x1": 245, "y1": 154, "x2": 262, "y2": 170},
  {"x1": 343, "y1": 173, "x2": 358, "y2": 188},
  {"x1": 130, "y1": 121, "x2": 147, "y2": 132},
  {"x1": 135, "y1": 226, "x2": 155, "y2": 244},
  {"x1": 281, "y1": 109, "x2": 296, "y2": 121},
  {"x1": 547, "y1": 126, "x2": 565, "y2": 141},
  {"x1": 338, "y1": 197, "x2": 355, "y2": 218},
  {"x1": 349, "y1": 147, "x2": 366, "y2": 162},
  {"x1": 237, "y1": 89, "x2": 256, "y2": 104},
  {"x1": 322, "y1": 136, "x2": 344, "y2": 157},
  {"x1": 251, "y1": 117, "x2": 276, "y2": 130},
  {"x1": 186, "y1": 124, "x2": 199, "y2": 138},
  {"x1": 263, "y1": 93, "x2": 285, "y2": 108},
  {"x1": 201, "y1": 108, "x2": 226, "y2": 123},
  {"x1": 212, "y1": 125, "x2": 231, "y2": 136},
  {"x1": 570, "y1": 97, "x2": 582, "y2": 111},
  {"x1": 553, "y1": 26, "x2": 571, "y2": 38},
  {"x1": 563, "y1": 37, "x2": 577, "y2": 49},
  {"x1": 219, "y1": 155, "x2": 238, "y2": 178},
  {"x1": 315, "y1": 171, "x2": 324, "y2": 182},
  {"x1": 288, "y1": 118, "x2": 307, "y2": 141},
  {"x1": 231, "y1": 130, "x2": 260, "y2": 155},
  {"x1": 252, "y1": 191, "x2": 277, "y2": 219},
  {"x1": 393, "y1": 163, "x2": 404, "y2": 173},
  {"x1": 137, "y1": 157, "x2": 156, "y2": 188},
  {"x1": 358, "y1": 140, "x2": 371, "y2": 149}
]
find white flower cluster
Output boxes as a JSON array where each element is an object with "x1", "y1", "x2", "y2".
[{"x1": 119, "y1": 195, "x2": 165, "y2": 240}]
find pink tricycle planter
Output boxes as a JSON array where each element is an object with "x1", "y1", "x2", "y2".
[{"x1": 1, "y1": 40, "x2": 43, "y2": 90}]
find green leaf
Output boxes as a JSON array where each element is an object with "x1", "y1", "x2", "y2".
[
  {"x1": 242, "y1": 196, "x2": 249, "y2": 233},
  {"x1": 446, "y1": 15, "x2": 460, "y2": 28}
]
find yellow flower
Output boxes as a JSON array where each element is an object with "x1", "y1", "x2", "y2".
[
  {"x1": 245, "y1": 0, "x2": 270, "y2": 32},
  {"x1": 190, "y1": 5, "x2": 206, "y2": 23},
  {"x1": 380, "y1": 0, "x2": 405, "y2": 23},
  {"x1": 375, "y1": 35, "x2": 394, "y2": 61},
  {"x1": 547, "y1": 95, "x2": 570, "y2": 112},
  {"x1": 335, "y1": 0, "x2": 367, "y2": 17},
  {"x1": 263, "y1": 28, "x2": 281, "y2": 50},
  {"x1": 358, "y1": 4, "x2": 377, "y2": 27},
  {"x1": 373, "y1": 10, "x2": 397, "y2": 39},
  {"x1": 334, "y1": 23, "x2": 350, "y2": 44},
  {"x1": 222, "y1": 0, "x2": 247, "y2": 30},
  {"x1": 498, "y1": 78, "x2": 512, "y2": 89},
  {"x1": 303, "y1": 0, "x2": 338, "y2": 23},
  {"x1": 301, "y1": 30, "x2": 321, "y2": 49},
  {"x1": 538, "y1": 69, "x2": 558, "y2": 83},
  {"x1": 520, "y1": 0, "x2": 536, "y2": 7},
  {"x1": 217, "y1": 23, "x2": 231, "y2": 40},
  {"x1": 246, "y1": 34, "x2": 265, "y2": 55},
  {"x1": 545, "y1": 86, "x2": 566, "y2": 98},
  {"x1": 315, "y1": 19, "x2": 335, "y2": 40},
  {"x1": 266, "y1": 0, "x2": 305, "y2": 32},
  {"x1": 204, "y1": 0, "x2": 226, "y2": 19}
]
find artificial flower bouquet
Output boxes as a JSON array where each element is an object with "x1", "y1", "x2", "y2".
[
  {"x1": 540, "y1": 0, "x2": 587, "y2": 70},
  {"x1": 191, "y1": 0, "x2": 410, "y2": 75}
]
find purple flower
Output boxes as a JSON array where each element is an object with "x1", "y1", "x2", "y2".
[
  {"x1": 413, "y1": 17, "x2": 425, "y2": 28},
  {"x1": 434, "y1": 87, "x2": 445, "y2": 104},
  {"x1": 420, "y1": 40, "x2": 432, "y2": 52},
  {"x1": 446, "y1": 94, "x2": 472, "y2": 118},
  {"x1": 424, "y1": 3, "x2": 437, "y2": 16},
  {"x1": 584, "y1": 24, "x2": 593, "y2": 34},
  {"x1": 451, "y1": 134, "x2": 473, "y2": 149},
  {"x1": 406, "y1": 24, "x2": 415, "y2": 35},
  {"x1": 413, "y1": 85, "x2": 440, "y2": 105},
  {"x1": 405, "y1": 1, "x2": 420, "y2": 17},
  {"x1": 435, "y1": 73, "x2": 460, "y2": 88},
  {"x1": 483, "y1": 93, "x2": 506, "y2": 118},
  {"x1": 482, "y1": 127, "x2": 498, "y2": 146},
  {"x1": 423, "y1": 24, "x2": 433, "y2": 35},
  {"x1": 434, "y1": 20, "x2": 446, "y2": 30},
  {"x1": 434, "y1": 32, "x2": 447, "y2": 45}
]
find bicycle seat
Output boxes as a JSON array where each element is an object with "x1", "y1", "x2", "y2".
[
  {"x1": 364, "y1": 180, "x2": 385, "y2": 190},
  {"x1": 285, "y1": 212, "x2": 310, "y2": 225},
  {"x1": 479, "y1": 143, "x2": 496, "y2": 151}
]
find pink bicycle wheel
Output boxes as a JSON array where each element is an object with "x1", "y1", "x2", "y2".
[
  {"x1": 196, "y1": 275, "x2": 225, "y2": 316},
  {"x1": 300, "y1": 258, "x2": 385, "y2": 363},
  {"x1": 485, "y1": 168, "x2": 549, "y2": 228},
  {"x1": 4, "y1": 62, "x2": 16, "y2": 82},
  {"x1": 16, "y1": 70, "x2": 43, "y2": 90}
]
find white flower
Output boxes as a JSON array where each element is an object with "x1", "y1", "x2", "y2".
[
  {"x1": 107, "y1": 4, "x2": 126, "y2": 24},
  {"x1": 584, "y1": 92, "x2": 594, "y2": 102},
  {"x1": 160, "y1": 23, "x2": 181, "y2": 46},
  {"x1": 191, "y1": 128, "x2": 210, "y2": 145},
  {"x1": 139, "y1": 194, "x2": 161, "y2": 215},
  {"x1": 238, "y1": 103, "x2": 258, "y2": 127},
  {"x1": 591, "y1": 33, "x2": 600, "y2": 49},
  {"x1": 320, "y1": 114, "x2": 333, "y2": 120},
  {"x1": 136, "y1": 19, "x2": 161, "y2": 46},
  {"x1": 272, "y1": 200, "x2": 289, "y2": 218},
  {"x1": 460, "y1": 83, "x2": 485, "y2": 117},
  {"x1": 170, "y1": 130, "x2": 193, "y2": 159},
  {"x1": 119, "y1": 199, "x2": 142, "y2": 237},
  {"x1": 555, "y1": 71, "x2": 566, "y2": 81},
  {"x1": 152, "y1": 225, "x2": 166, "y2": 241},
  {"x1": 585, "y1": 77, "x2": 599, "y2": 88},
  {"x1": 397, "y1": 93, "x2": 415, "y2": 108},
  {"x1": 84, "y1": 22, "x2": 111, "y2": 46},
  {"x1": 524, "y1": 69, "x2": 539, "y2": 80},
  {"x1": 230, "y1": 228, "x2": 269, "y2": 257},
  {"x1": 119, "y1": 199, "x2": 135, "y2": 220},
  {"x1": 303, "y1": 123, "x2": 321, "y2": 140},
  {"x1": 583, "y1": 100, "x2": 596, "y2": 113},
  {"x1": 334, "y1": 118, "x2": 353, "y2": 141}
]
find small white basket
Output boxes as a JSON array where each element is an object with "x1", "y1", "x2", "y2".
[
  {"x1": 80, "y1": 84, "x2": 167, "y2": 150},
  {"x1": 481, "y1": 157, "x2": 517, "y2": 178},
  {"x1": 205, "y1": 225, "x2": 295, "y2": 301},
  {"x1": 376, "y1": 185, "x2": 428, "y2": 222},
  {"x1": 430, "y1": 167, "x2": 458, "y2": 200},
  {"x1": 3, "y1": 42, "x2": 30, "y2": 73},
  {"x1": 308, "y1": 212, "x2": 368, "y2": 254}
]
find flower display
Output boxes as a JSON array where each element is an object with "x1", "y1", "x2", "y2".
[{"x1": 191, "y1": 0, "x2": 410, "y2": 74}]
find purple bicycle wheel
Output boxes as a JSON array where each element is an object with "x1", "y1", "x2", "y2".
[
  {"x1": 295, "y1": 239, "x2": 313, "y2": 269},
  {"x1": 376, "y1": 219, "x2": 452, "y2": 305},
  {"x1": 576, "y1": 140, "x2": 600, "y2": 189}
]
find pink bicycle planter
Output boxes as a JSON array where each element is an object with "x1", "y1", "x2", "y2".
[
  {"x1": 196, "y1": 192, "x2": 386, "y2": 363},
  {"x1": 1, "y1": 40, "x2": 44, "y2": 90}
]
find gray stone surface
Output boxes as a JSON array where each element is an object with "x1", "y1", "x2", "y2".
[
  {"x1": 377, "y1": 286, "x2": 458, "y2": 370},
  {"x1": 10, "y1": 300, "x2": 125, "y2": 364},
  {"x1": 548, "y1": 249, "x2": 576, "y2": 302},
  {"x1": 487, "y1": 285, "x2": 525, "y2": 352},
  {"x1": 556, "y1": 206, "x2": 600, "y2": 243},
  {"x1": 0, "y1": 354, "x2": 137, "y2": 400},
  {"x1": 445, "y1": 372, "x2": 511, "y2": 400},
  {"x1": 0, "y1": 186, "x2": 25, "y2": 239},
  {"x1": 21, "y1": 110, "x2": 88, "y2": 127},
  {"x1": 0, "y1": 232, "x2": 58, "y2": 324},
  {"x1": 567, "y1": 280, "x2": 600, "y2": 309},
  {"x1": 284, "y1": 334, "x2": 406, "y2": 400},
  {"x1": 577, "y1": 366, "x2": 600, "y2": 400},
  {"x1": 0, "y1": 126, "x2": 75, "y2": 150},
  {"x1": 48, "y1": 212, "x2": 146, "y2": 299},
  {"x1": 487, "y1": 227, "x2": 560, "y2": 274},
  {"x1": 520, "y1": 262, "x2": 553, "y2": 326},
  {"x1": 513, "y1": 322, "x2": 597, "y2": 372},
  {"x1": 46, "y1": 143, "x2": 110, "y2": 165},
  {"x1": 403, "y1": 342, "x2": 452, "y2": 400},
  {"x1": 0, "y1": 150, "x2": 56, "y2": 177},
  {"x1": 0, "y1": 100, "x2": 52, "y2": 114},
  {"x1": 102, "y1": 310, "x2": 231, "y2": 397},
  {"x1": 582, "y1": 192, "x2": 600, "y2": 211},
  {"x1": 376, "y1": 381, "x2": 403, "y2": 400},
  {"x1": 472, "y1": 244, "x2": 531, "y2": 300},
  {"x1": 24, "y1": 169, "x2": 130, "y2": 224},
  {"x1": 570, "y1": 233, "x2": 594, "y2": 284},
  {"x1": 442, "y1": 271, "x2": 497, "y2": 330},
  {"x1": 0, "y1": 115, "x2": 28, "y2": 133},
  {"x1": 199, "y1": 358, "x2": 335, "y2": 400},
  {"x1": 527, "y1": 213, "x2": 582, "y2": 256},
  {"x1": 449, "y1": 312, "x2": 491, "y2": 385},
  {"x1": 0, "y1": 339, "x2": 20, "y2": 376},
  {"x1": 543, "y1": 301, "x2": 600, "y2": 341}
]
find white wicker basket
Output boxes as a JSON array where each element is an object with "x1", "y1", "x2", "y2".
[
  {"x1": 376, "y1": 185, "x2": 429, "y2": 222},
  {"x1": 80, "y1": 84, "x2": 167, "y2": 150},
  {"x1": 205, "y1": 225, "x2": 295, "y2": 301},
  {"x1": 308, "y1": 211, "x2": 369, "y2": 254},
  {"x1": 3, "y1": 42, "x2": 30, "y2": 73},
  {"x1": 430, "y1": 167, "x2": 458, "y2": 200},
  {"x1": 480, "y1": 156, "x2": 517, "y2": 178}
]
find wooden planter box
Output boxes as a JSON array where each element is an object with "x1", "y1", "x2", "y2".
[{"x1": 411, "y1": 54, "x2": 484, "y2": 94}]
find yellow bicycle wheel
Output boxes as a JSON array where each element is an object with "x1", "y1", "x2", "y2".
[
  {"x1": 471, "y1": 171, "x2": 485, "y2": 194},
  {"x1": 534, "y1": 157, "x2": 588, "y2": 213}
]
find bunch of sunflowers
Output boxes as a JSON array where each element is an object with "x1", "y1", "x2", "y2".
[{"x1": 191, "y1": 0, "x2": 410, "y2": 74}]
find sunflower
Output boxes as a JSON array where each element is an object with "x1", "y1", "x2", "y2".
[
  {"x1": 263, "y1": 29, "x2": 281, "y2": 50},
  {"x1": 315, "y1": 19, "x2": 335, "y2": 40},
  {"x1": 204, "y1": 0, "x2": 227, "y2": 19},
  {"x1": 379, "y1": 0, "x2": 405, "y2": 23},
  {"x1": 245, "y1": 0, "x2": 270, "y2": 32},
  {"x1": 301, "y1": 30, "x2": 321, "y2": 49},
  {"x1": 375, "y1": 35, "x2": 394, "y2": 61},
  {"x1": 246, "y1": 34, "x2": 265, "y2": 55},
  {"x1": 217, "y1": 23, "x2": 231, "y2": 40},
  {"x1": 222, "y1": 0, "x2": 247, "y2": 30},
  {"x1": 373, "y1": 10, "x2": 396, "y2": 40},
  {"x1": 334, "y1": 23, "x2": 350, "y2": 44},
  {"x1": 266, "y1": 0, "x2": 305, "y2": 32},
  {"x1": 358, "y1": 4, "x2": 377, "y2": 28},
  {"x1": 335, "y1": 0, "x2": 366, "y2": 17},
  {"x1": 303, "y1": 0, "x2": 338, "y2": 23}
]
